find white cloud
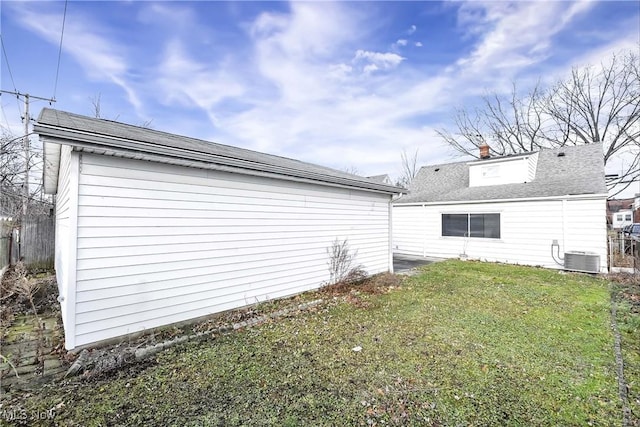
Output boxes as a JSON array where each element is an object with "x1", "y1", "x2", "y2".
[
  {"x1": 11, "y1": 0, "x2": 633, "y2": 183},
  {"x1": 209, "y1": 3, "x2": 444, "y2": 169},
  {"x1": 328, "y1": 63, "x2": 353, "y2": 80},
  {"x1": 155, "y1": 1, "x2": 620, "y2": 177},
  {"x1": 248, "y1": 2, "x2": 366, "y2": 107},
  {"x1": 137, "y1": 3, "x2": 197, "y2": 29},
  {"x1": 9, "y1": 3, "x2": 143, "y2": 112},
  {"x1": 155, "y1": 41, "x2": 245, "y2": 126},
  {"x1": 251, "y1": 2, "x2": 361, "y2": 60},
  {"x1": 455, "y1": 0, "x2": 596, "y2": 76},
  {"x1": 363, "y1": 64, "x2": 379, "y2": 74},
  {"x1": 353, "y1": 50, "x2": 405, "y2": 72}
]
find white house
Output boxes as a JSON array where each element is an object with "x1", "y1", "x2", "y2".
[
  {"x1": 612, "y1": 209, "x2": 633, "y2": 230},
  {"x1": 35, "y1": 109, "x2": 402, "y2": 350},
  {"x1": 366, "y1": 174, "x2": 392, "y2": 185},
  {"x1": 393, "y1": 143, "x2": 608, "y2": 273}
]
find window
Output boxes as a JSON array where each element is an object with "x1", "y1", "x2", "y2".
[
  {"x1": 625, "y1": 214, "x2": 632, "y2": 221},
  {"x1": 442, "y1": 213, "x2": 500, "y2": 239},
  {"x1": 617, "y1": 214, "x2": 623, "y2": 221},
  {"x1": 441, "y1": 214, "x2": 468, "y2": 237}
]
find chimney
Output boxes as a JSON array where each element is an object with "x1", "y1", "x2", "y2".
[{"x1": 479, "y1": 143, "x2": 490, "y2": 159}]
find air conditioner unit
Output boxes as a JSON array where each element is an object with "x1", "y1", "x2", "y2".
[{"x1": 564, "y1": 251, "x2": 600, "y2": 274}]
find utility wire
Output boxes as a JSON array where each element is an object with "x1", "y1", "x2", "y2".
[
  {"x1": 1, "y1": 102, "x2": 12, "y2": 131},
  {"x1": 0, "y1": 34, "x2": 23, "y2": 117},
  {"x1": 52, "y1": 0, "x2": 68, "y2": 101},
  {"x1": 1, "y1": 35, "x2": 18, "y2": 92}
]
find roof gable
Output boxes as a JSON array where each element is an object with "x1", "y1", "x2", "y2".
[
  {"x1": 396, "y1": 143, "x2": 606, "y2": 204},
  {"x1": 366, "y1": 174, "x2": 392, "y2": 185}
]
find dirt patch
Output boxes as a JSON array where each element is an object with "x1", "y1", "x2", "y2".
[
  {"x1": 321, "y1": 272, "x2": 405, "y2": 297},
  {"x1": 1, "y1": 264, "x2": 66, "y2": 393},
  {"x1": 609, "y1": 273, "x2": 640, "y2": 313},
  {"x1": 1, "y1": 263, "x2": 58, "y2": 319},
  {"x1": 320, "y1": 272, "x2": 407, "y2": 309},
  {"x1": 611, "y1": 253, "x2": 636, "y2": 269},
  {"x1": 2, "y1": 269, "x2": 407, "y2": 393}
]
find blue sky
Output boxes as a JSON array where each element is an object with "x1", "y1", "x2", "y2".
[{"x1": 1, "y1": 1, "x2": 639, "y2": 187}]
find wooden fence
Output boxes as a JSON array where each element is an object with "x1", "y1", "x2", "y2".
[
  {"x1": 0, "y1": 216, "x2": 55, "y2": 273},
  {"x1": 0, "y1": 221, "x2": 12, "y2": 275},
  {"x1": 22, "y1": 215, "x2": 55, "y2": 270}
]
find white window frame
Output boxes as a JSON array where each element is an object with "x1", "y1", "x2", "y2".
[{"x1": 441, "y1": 213, "x2": 501, "y2": 239}]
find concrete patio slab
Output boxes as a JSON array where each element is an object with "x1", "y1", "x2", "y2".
[{"x1": 393, "y1": 253, "x2": 446, "y2": 275}]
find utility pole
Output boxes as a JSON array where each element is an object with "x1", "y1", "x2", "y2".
[
  {"x1": 23, "y1": 93, "x2": 29, "y2": 217},
  {"x1": 0, "y1": 90, "x2": 55, "y2": 218}
]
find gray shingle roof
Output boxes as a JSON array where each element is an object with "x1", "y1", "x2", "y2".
[
  {"x1": 396, "y1": 143, "x2": 606, "y2": 204},
  {"x1": 34, "y1": 108, "x2": 402, "y2": 194}
]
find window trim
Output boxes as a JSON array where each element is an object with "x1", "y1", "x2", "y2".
[{"x1": 441, "y1": 212, "x2": 501, "y2": 239}]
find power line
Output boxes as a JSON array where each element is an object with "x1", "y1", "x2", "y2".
[
  {"x1": 52, "y1": 0, "x2": 68, "y2": 101},
  {"x1": 1, "y1": 102, "x2": 12, "y2": 131},
  {"x1": 0, "y1": 35, "x2": 18, "y2": 92},
  {"x1": 0, "y1": 90, "x2": 55, "y2": 215},
  {"x1": 0, "y1": 34, "x2": 23, "y2": 117}
]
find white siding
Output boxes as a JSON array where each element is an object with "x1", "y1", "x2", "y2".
[
  {"x1": 392, "y1": 205, "x2": 428, "y2": 256},
  {"x1": 469, "y1": 156, "x2": 532, "y2": 187},
  {"x1": 393, "y1": 198, "x2": 607, "y2": 272},
  {"x1": 526, "y1": 152, "x2": 539, "y2": 182},
  {"x1": 564, "y1": 199, "x2": 608, "y2": 264},
  {"x1": 612, "y1": 209, "x2": 633, "y2": 229},
  {"x1": 54, "y1": 146, "x2": 79, "y2": 349},
  {"x1": 72, "y1": 153, "x2": 391, "y2": 347}
]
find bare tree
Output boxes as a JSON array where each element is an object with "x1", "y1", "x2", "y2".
[
  {"x1": 398, "y1": 148, "x2": 419, "y2": 187},
  {"x1": 342, "y1": 165, "x2": 360, "y2": 175},
  {"x1": 0, "y1": 130, "x2": 49, "y2": 220},
  {"x1": 437, "y1": 83, "x2": 551, "y2": 158},
  {"x1": 0, "y1": 131, "x2": 26, "y2": 193},
  {"x1": 90, "y1": 93, "x2": 153, "y2": 128},
  {"x1": 140, "y1": 119, "x2": 154, "y2": 129},
  {"x1": 1, "y1": 130, "x2": 51, "y2": 218},
  {"x1": 90, "y1": 93, "x2": 102, "y2": 119},
  {"x1": 546, "y1": 51, "x2": 640, "y2": 195},
  {"x1": 437, "y1": 49, "x2": 640, "y2": 196}
]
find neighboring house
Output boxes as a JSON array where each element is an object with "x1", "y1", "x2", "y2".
[
  {"x1": 366, "y1": 174, "x2": 392, "y2": 185},
  {"x1": 607, "y1": 198, "x2": 634, "y2": 229},
  {"x1": 634, "y1": 194, "x2": 640, "y2": 223},
  {"x1": 35, "y1": 109, "x2": 402, "y2": 350},
  {"x1": 393, "y1": 143, "x2": 608, "y2": 273},
  {"x1": 612, "y1": 209, "x2": 633, "y2": 230}
]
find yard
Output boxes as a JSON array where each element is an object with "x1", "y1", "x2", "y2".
[{"x1": 3, "y1": 260, "x2": 638, "y2": 426}]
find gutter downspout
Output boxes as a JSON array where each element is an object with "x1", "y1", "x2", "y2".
[
  {"x1": 562, "y1": 198, "x2": 567, "y2": 256},
  {"x1": 388, "y1": 197, "x2": 394, "y2": 273}
]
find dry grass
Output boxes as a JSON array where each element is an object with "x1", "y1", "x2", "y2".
[{"x1": 6, "y1": 261, "x2": 625, "y2": 426}]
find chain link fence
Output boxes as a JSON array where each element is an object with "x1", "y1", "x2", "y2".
[{"x1": 609, "y1": 233, "x2": 639, "y2": 274}]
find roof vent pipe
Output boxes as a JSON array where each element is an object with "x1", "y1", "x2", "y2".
[{"x1": 479, "y1": 144, "x2": 490, "y2": 159}]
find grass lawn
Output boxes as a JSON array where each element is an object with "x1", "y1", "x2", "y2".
[
  {"x1": 4, "y1": 261, "x2": 627, "y2": 426},
  {"x1": 612, "y1": 273, "x2": 640, "y2": 425}
]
